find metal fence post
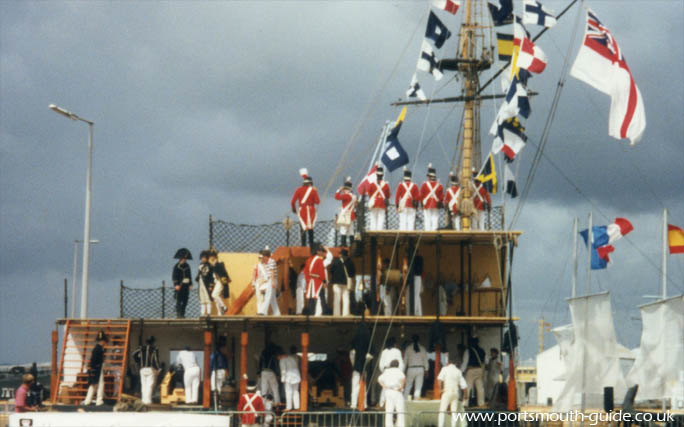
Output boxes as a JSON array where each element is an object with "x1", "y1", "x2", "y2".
[
  {"x1": 119, "y1": 280, "x2": 124, "y2": 318},
  {"x1": 64, "y1": 278, "x2": 67, "y2": 318},
  {"x1": 209, "y1": 214, "x2": 214, "y2": 249},
  {"x1": 161, "y1": 280, "x2": 166, "y2": 319}
]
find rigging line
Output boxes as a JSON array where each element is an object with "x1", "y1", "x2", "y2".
[
  {"x1": 512, "y1": 137, "x2": 683, "y2": 292},
  {"x1": 412, "y1": 83, "x2": 440, "y2": 170},
  {"x1": 510, "y1": 0, "x2": 584, "y2": 228},
  {"x1": 448, "y1": 108, "x2": 466, "y2": 173},
  {"x1": 322, "y1": 8, "x2": 429, "y2": 201},
  {"x1": 477, "y1": 0, "x2": 580, "y2": 97}
]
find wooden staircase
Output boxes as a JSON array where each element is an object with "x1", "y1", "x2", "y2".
[{"x1": 52, "y1": 319, "x2": 131, "y2": 404}]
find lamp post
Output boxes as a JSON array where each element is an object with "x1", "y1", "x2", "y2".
[
  {"x1": 71, "y1": 239, "x2": 99, "y2": 318},
  {"x1": 50, "y1": 104, "x2": 94, "y2": 319}
]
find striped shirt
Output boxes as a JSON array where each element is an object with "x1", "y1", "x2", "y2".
[{"x1": 265, "y1": 258, "x2": 277, "y2": 283}]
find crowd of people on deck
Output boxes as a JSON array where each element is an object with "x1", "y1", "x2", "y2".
[{"x1": 292, "y1": 165, "x2": 493, "y2": 249}]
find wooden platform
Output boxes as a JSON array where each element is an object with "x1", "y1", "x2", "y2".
[
  {"x1": 364, "y1": 229, "x2": 522, "y2": 245},
  {"x1": 58, "y1": 315, "x2": 518, "y2": 328}
]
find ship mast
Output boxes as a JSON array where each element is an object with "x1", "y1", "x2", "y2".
[{"x1": 457, "y1": 0, "x2": 490, "y2": 230}]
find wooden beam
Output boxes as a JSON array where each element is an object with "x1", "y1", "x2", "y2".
[
  {"x1": 202, "y1": 330, "x2": 212, "y2": 408},
  {"x1": 300, "y1": 332, "x2": 309, "y2": 411},
  {"x1": 240, "y1": 331, "x2": 248, "y2": 396},
  {"x1": 433, "y1": 344, "x2": 442, "y2": 399},
  {"x1": 50, "y1": 329, "x2": 58, "y2": 403}
]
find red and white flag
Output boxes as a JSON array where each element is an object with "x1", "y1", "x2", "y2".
[
  {"x1": 357, "y1": 165, "x2": 378, "y2": 196},
  {"x1": 570, "y1": 9, "x2": 646, "y2": 145},
  {"x1": 432, "y1": 0, "x2": 460, "y2": 15},
  {"x1": 512, "y1": 18, "x2": 547, "y2": 75}
]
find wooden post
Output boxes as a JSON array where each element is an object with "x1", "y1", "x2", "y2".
[
  {"x1": 240, "y1": 331, "x2": 248, "y2": 396},
  {"x1": 507, "y1": 349, "x2": 516, "y2": 411},
  {"x1": 203, "y1": 330, "x2": 212, "y2": 408},
  {"x1": 300, "y1": 332, "x2": 309, "y2": 411},
  {"x1": 358, "y1": 376, "x2": 366, "y2": 411},
  {"x1": 433, "y1": 344, "x2": 442, "y2": 399},
  {"x1": 50, "y1": 329, "x2": 58, "y2": 402}
]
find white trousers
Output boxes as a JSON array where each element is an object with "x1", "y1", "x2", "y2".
[
  {"x1": 412, "y1": 276, "x2": 422, "y2": 316},
  {"x1": 471, "y1": 211, "x2": 486, "y2": 230},
  {"x1": 369, "y1": 208, "x2": 386, "y2": 231},
  {"x1": 260, "y1": 370, "x2": 280, "y2": 403},
  {"x1": 258, "y1": 284, "x2": 280, "y2": 315},
  {"x1": 183, "y1": 366, "x2": 200, "y2": 404},
  {"x1": 384, "y1": 389, "x2": 406, "y2": 427},
  {"x1": 284, "y1": 382, "x2": 300, "y2": 410},
  {"x1": 404, "y1": 367, "x2": 424, "y2": 400},
  {"x1": 465, "y1": 367, "x2": 485, "y2": 407},
  {"x1": 332, "y1": 284, "x2": 350, "y2": 316},
  {"x1": 438, "y1": 392, "x2": 466, "y2": 427},
  {"x1": 423, "y1": 209, "x2": 440, "y2": 231},
  {"x1": 380, "y1": 285, "x2": 394, "y2": 316},
  {"x1": 211, "y1": 368, "x2": 226, "y2": 392},
  {"x1": 351, "y1": 371, "x2": 367, "y2": 409},
  {"x1": 200, "y1": 303, "x2": 211, "y2": 316},
  {"x1": 84, "y1": 370, "x2": 104, "y2": 405},
  {"x1": 398, "y1": 208, "x2": 416, "y2": 231},
  {"x1": 452, "y1": 215, "x2": 461, "y2": 231},
  {"x1": 296, "y1": 286, "x2": 305, "y2": 314},
  {"x1": 339, "y1": 223, "x2": 353, "y2": 237},
  {"x1": 140, "y1": 367, "x2": 156, "y2": 404},
  {"x1": 439, "y1": 286, "x2": 448, "y2": 315},
  {"x1": 212, "y1": 282, "x2": 227, "y2": 314}
]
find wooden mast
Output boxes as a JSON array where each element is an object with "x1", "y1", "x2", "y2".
[{"x1": 457, "y1": 0, "x2": 486, "y2": 231}]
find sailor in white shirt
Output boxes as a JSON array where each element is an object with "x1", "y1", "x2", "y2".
[
  {"x1": 279, "y1": 346, "x2": 301, "y2": 410},
  {"x1": 378, "y1": 359, "x2": 406, "y2": 427},
  {"x1": 378, "y1": 338, "x2": 405, "y2": 407},
  {"x1": 437, "y1": 353, "x2": 468, "y2": 427},
  {"x1": 175, "y1": 347, "x2": 200, "y2": 404},
  {"x1": 403, "y1": 335, "x2": 428, "y2": 400}
]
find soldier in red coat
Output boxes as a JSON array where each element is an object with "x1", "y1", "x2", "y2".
[
  {"x1": 420, "y1": 164, "x2": 444, "y2": 231},
  {"x1": 334, "y1": 177, "x2": 357, "y2": 247},
  {"x1": 291, "y1": 169, "x2": 320, "y2": 248},
  {"x1": 304, "y1": 243, "x2": 331, "y2": 316},
  {"x1": 367, "y1": 166, "x2": 391, "y2": 231},
  {"x1": 238, "y1": 381, "x2": 265, "y2": 427},
  {"x1": 443, "y1": 173, "x2": 461, "y2": 230},
  {"x1": 472, "y1": 176, "x2": 492, "y2": 230},
  {"x1": 395, "y1": 168, "x2": 420, "y2": 231}
]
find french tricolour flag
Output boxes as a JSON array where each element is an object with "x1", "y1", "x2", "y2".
[
  {"x1": 432, "y1": 0, "x2": 460, "y2": 15},
  {"x1": 580, "y1": 217, "x2": 634, "y2": 270}
]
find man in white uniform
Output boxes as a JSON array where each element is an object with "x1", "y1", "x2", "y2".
[
  {"x1": 437, "y1": 353, "x2": 468, "y2": 427},
  {"x1": 378, "y1": 337, "x2": 405, "y2": 407},
  {"x1": 258, "y1": 343, "x2": 281, "y2": 405},
  {"x1": 133, "y1": 336, "x2": 160, "y2": 405},
  {"x1": 176, "y1": 347, "x2": 200, "y2": 404},
  {"x1": 378, "y1": 359, "x2": 406, "y2": 427},
  {"x1": 296, "y1": 263, "x2": 306, "y2": 314},
  {"x1": 403, "y1": 335, "x2": 428, "y2": 400},
  {"x1": 254, "y1": 247, "x2": 281, "y2": 316},
  {"x1": 279, "y1": 346, "x2": 301, "y2": 410}
]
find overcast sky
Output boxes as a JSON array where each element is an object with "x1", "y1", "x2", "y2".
[{"x1": 1, "y1": 0, "x2": 682, "y2": 365}]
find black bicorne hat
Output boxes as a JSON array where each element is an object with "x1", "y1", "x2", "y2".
[
  {"x1": 174, "y1": 248, "x2": 193, "y2": 260},
  {"x1": 96, "y1": 331, "x2": 108, "y2": 342}
]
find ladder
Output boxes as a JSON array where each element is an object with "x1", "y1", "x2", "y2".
[{"x1": 52, "y1": 319, "x2": 131, "y2": 404}]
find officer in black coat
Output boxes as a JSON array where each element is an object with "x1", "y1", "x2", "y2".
[
  {"x1": 173, "y1": 248, "x2": 193, "y2": 318},
  {"x1": 83, "y1": 331, "x2": 107, "y2": 405}
]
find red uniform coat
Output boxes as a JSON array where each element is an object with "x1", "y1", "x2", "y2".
[
  {"x1": 304, "y1": 254, "x2": 327, "y2": 299},
  {"x1": 444, "y1": 185, "x2": 460, "y2": 214},
  {"x1": 334, "y1": 189, "x2": 357, "y2": 221},
  {"x1": 394, "y1": 181, "x2": 420, "y2": 209},
  {"x1": 420, "y1": 180, "x2": 444, "y2": 209},
  {"x1": 291, "y1": 184, "x2": 320, "y2": 230},
  {"x1": 367, "y1": 180, "x2": 390, "y2": 209},
  {"x1": 238, "y1": 392, "x2": 265, "y2": 424},
  {"x1": 473, "y1": 184, "x2": 492, "y2": 211}
]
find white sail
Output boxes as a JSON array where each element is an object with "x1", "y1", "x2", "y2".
[
  {"x1": 626, "y1": 295, "x2": 684, "y2": 402},
  {"x1": 553, "y1": 292, "x2": 627, "y2": 411}
]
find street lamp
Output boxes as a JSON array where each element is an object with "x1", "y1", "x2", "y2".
[
  {"x1": 71, "y1": 239, "x2": 99, "y2": 318},
  {"x1": 50, "y1": 104, "x2": 94, "y2": 319}
]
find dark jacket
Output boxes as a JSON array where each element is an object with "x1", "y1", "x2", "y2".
[
  {"x1": 88, "y1": 343, "x2": 105, "y2": 385},
  {"x1": 133, "y1": 344, "x2": 160, "y2": 370},
  {"x1": 329, "y1": 256, "x2": 356, "y2": 285},
  {"x1": 351, "y1": 324, "x2": 371, "y2": 372},
  {"x1": 172, "y1": 262, "x2": 192, "y2": 288},
  {"x1": 213, "y1": 262, "x2": 231, "y2": 298}
]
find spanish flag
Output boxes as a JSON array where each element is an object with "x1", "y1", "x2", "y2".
[{"x1": 668, "y1": 224, "x2": 684, "y2": 254}]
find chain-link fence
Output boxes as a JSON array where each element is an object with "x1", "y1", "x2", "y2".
[
  {"x1": 210, "y1": 206, "x2": 504, "y2": 253},
  {"x1": 120, "y1": 282, "x2": 200, "y2": 319}
]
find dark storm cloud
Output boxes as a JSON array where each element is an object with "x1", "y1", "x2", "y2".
[{"x1": 1, "y1": 1, "x2": 682, "y2": 363}]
